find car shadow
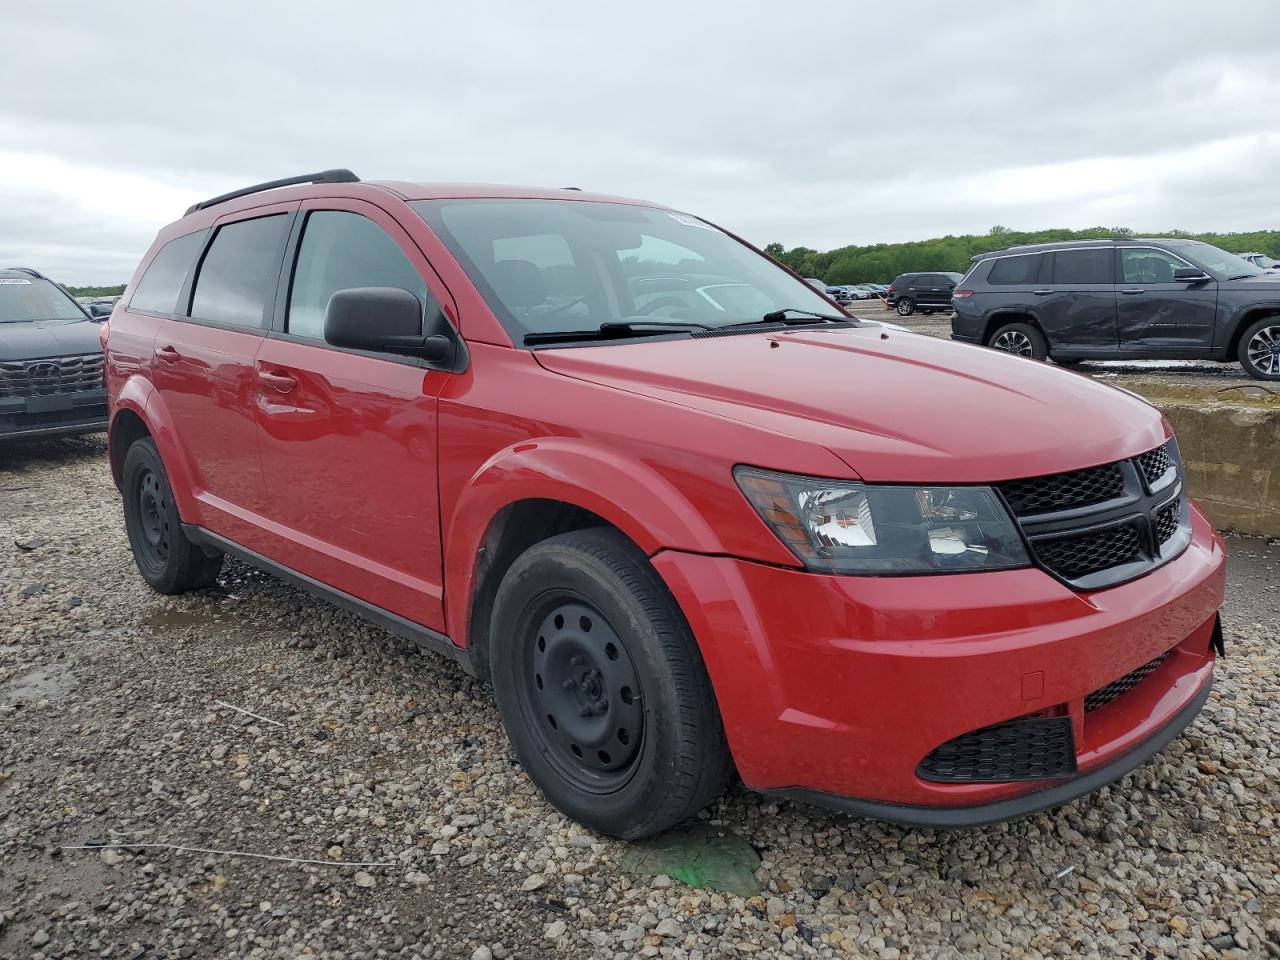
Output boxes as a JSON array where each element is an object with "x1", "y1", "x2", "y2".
[{"x1": 0, "y1": 433, "x2": 107, "y2": 473}]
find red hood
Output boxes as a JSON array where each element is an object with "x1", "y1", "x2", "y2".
[{"x1": 534, "y1": 326, "x2": 1168, "y2": 483}]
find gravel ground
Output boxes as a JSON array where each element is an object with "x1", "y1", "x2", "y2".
[{"x1": 2, "y1": 435, "x2": 1278, "y2": 960}]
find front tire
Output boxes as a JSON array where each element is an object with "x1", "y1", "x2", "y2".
[
  {"x1": 1238, "y1": 317, "x2": 1280, "y2": 380},
  {"x1": 489, "y1": 528, "x2": 730, "y2": 839},
  {"x1": 988, "y1": 322, "x2": 1048, "y2": 360},
  {"x1": 895, "y1": 298, "x2": 916, "y2": 316},
  {"x1": 122, "y1": 438, "x2": 223, "y2": 594}
]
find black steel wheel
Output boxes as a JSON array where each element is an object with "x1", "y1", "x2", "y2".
[
  {"x1": 524, "y1": 598, "x2": 644, "y2": 791},
  {"x1": 489, "y1": 528, "x2": 730, "y2": 839},
  {"x1": 121, "y1": 438, "x2": 223, "y2": 594}
]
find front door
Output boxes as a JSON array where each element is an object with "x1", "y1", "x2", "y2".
[
  {"x1": 1116, "y1": 247, "x2": 1217, "y2": 352},
  {"x1": 252, "y1": 200, "x2": 454, "y2": 630},
  {"x1": 149, "y1": 207, "x2": 294, "y2": 546},
  {"x1": 1035, "y1": 248, "x2": 1118, "y2": 348}
]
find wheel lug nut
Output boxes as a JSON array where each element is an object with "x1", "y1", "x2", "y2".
[
  {"x1": 570, "y1": 655, "x2": 583, "y2": 667},
  {"x1": 562, "y1": 679, "x2": 576, "y2": 691},
  {"x1": 580, "y1": 706, "x2": 593, "y2": 717}
]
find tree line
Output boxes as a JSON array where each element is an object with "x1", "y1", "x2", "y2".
[
  {"x1": 763, "y1": 226, "x2": 1280, "y2": 285},
  {"x1": 65, "y1": 283, "x2": 127, "y2": 298}
]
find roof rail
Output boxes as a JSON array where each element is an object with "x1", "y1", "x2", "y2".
[
  {"x1": 184, "y1": 169, "x2": 360, "y2": 216},
  {"x1": 2, "y1": 266, "x2": 46, "y2": 278}
]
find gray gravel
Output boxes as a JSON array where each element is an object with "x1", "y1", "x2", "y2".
[{"x1": 1, "y1": 435, "x2": 1278, "y2": 959}]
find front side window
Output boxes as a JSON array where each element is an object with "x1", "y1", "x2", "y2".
[
  {"x1": 413, "y1": 199, "x2": 838, "y2": 342},
  {"x1": 1052, "y1": 249, "x2": 1113, "y2": 285},
  {"x1": 0, "y1": 276, "x2": 86, "y2": 323},
  {"x1": 1120, "y1": 248, "x2": 1186, "y2": 284},
  {"x1": 189, "y1": 215, "x2": 289, "y2": 328},
  {"x1": 1164, "y1": 240, "x2": 1262, "y2": 280},
  {"x1": 130, "y1": 231, "x2": 205, "y2": 315},
  {"x1": 288, "y1": 211, "x2": 429, "y2": 340}
]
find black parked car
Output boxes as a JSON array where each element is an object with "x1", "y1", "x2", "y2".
[
  {"x1": 886, "y1": 272, "x2": 963, "y2": 316},
  {"x1": 0, "y1": 267, "x2": 109, "y2": 440},
  {"x1": 951, "y1": 239, "x2": 1280, "y2": 380}
]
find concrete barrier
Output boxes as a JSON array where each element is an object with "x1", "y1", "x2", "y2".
[{"x1": 1121, "y1": 379, "x2": 1280, "y2": 539}]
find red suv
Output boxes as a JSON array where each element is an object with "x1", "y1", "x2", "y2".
[{"x1": 105, "y1": 170, "x2": 1226, "y2": 839}]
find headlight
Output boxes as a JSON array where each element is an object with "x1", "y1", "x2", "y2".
[{"x1": 735, "y1": 467, "x2": 1030, "y2": 574}]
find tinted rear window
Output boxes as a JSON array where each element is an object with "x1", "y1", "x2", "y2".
[
  {"x1": 130, "y1": 231, "x2": 205, "y2": 315},
  {"x1": 190, "y1": 215, "x2": 288, "y2": 328},
  {"x1": 1052, "y1": 249, "x2": 1113, "y2": 284},
  {"x1": 987, "y1": 254, "x2": 1042, "y2": 285}
]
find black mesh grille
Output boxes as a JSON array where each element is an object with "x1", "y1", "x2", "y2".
[
  {"x1": 1034, "y1": 523, "x2": 1142, "y2": 580},
  {"x1": 1084, "y1": 650, "x2": 1173, "y2": 713},
  {"x1": 999, "y1": 462, "x2": 1125, "y2": 516},
  {"x1": 918, "y1": 716, "x2": 1076, "y2": 783},
  {"x1": 1136, "y1": 442, "x2": 1173, "y2": 487},
  {"x1": 0, "y1": 354, "x2": 105, "y2": 398},
  {"x1": 1154, "y1": 499, "x2": 1181, "y2": 544}
]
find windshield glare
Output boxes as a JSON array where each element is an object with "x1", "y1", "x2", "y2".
[
  {"x1": 412, "y1": 199, "x2": 841, "y2": 341},
  {"x1": 1167, "y1": 241, "x2": 1264, "y2": 279},
  {"x1": 0, "y1": 277, "x2": 87, "y2": 323}
]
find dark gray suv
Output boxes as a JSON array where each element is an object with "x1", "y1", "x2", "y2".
[
  {"x1": 950, "y1": 239, "x2": 1280, "y2": 380},
  {"x1": 0, "y1": 267, "x2": 109, "y2": 440}
]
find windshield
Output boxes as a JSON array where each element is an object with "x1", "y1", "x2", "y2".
[
  {"x1": 412, "y1": 199, "x2": 841, "y2": 342},
  {"x1": 0, "y1": 277, "x2": 87, "y2": 323},
  {"x1": 1165, "y1": 241, "x2": 1264, "y2": 280}
]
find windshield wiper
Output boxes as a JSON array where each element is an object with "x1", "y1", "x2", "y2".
[
  {"x1": 714, "y1": 308, "x2": 851, "y2": 332},
  {"x1": 524, "y1": 320, "x2": 711, "y2": 345}
]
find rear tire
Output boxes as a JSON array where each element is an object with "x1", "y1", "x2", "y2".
[
  {"x1": 1238, "y1": 316, "x2": 1280, "y2": 380},
  {"x1": 988, "y1": 322, "x2": 1047, "y2": 360},
  {"x1": 122, "y1": 438, "x2": 223, "y2": 594},
  {"x1": 895, "y1": 298, "x2": 916, "y2": 316},
  {"x1": 489, "y1": 528, "x2": 730, "y2": 839}
]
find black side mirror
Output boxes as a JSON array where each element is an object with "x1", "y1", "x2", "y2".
[
  {"x1": 324, "y1": 287, "x2": 458, "y2": 367},
  {"x1": 1173, "y1": 267, "x2": 1212, "y2": 284}
]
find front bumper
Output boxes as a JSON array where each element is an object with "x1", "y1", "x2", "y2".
[
  {"x1": 0, "y1": 389, "x2": 108, "y2": 440},
  {"x1": 652, "y1": 502, "x2": 1225, "y2": 825}
]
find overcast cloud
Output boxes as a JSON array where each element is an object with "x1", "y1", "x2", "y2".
[{"x1": 2, "y1": 1, "x2": 1278, "y2": 284}]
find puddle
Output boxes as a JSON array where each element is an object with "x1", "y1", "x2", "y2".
[
  {"x1": 5, "y1": 664, "x2": 74, "y2": 702},
  {"x1": 143, "y1": 609, "x2": 209, "y2": 630},
  {"x1": 618, "y1": 823, "x2": 762, "y2": 896}
]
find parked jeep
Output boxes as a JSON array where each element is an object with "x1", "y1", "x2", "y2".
[
  {"x1": 951, "y1": 239, "x2": 1280, "y2": 379},
  {"x1": 886, "y1": 272, "x2": 963, "y2": 316},
  {"x1": 1, "y1": 267, "x2": 109, "y2": 441},
  {"x1": 106, "y1": 171, "x2": 1225, "y2": 838}
]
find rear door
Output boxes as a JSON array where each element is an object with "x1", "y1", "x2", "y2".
[
  {"x1": 912, "y1": 274, "x2": 953, "y2": 308},
  {"x1": 1116, "y1": 246, "x2": 1217, "y2": 352},
  {"x1": 149, "y1": 204, "x2": 294, "y2": 546},
  {"x1": 251, "y1": 199, "x2": 456, "y2": 630},
  {"x1": 1036, "y1": 248, "x2": 1117, "y2": 348}
]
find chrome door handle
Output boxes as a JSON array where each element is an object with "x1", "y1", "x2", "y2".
[
  {"x1": 257, "y1": 369, "x2": 298, "y2": 393},
  {"x1": 1032, "y1": 289, "x2": 1054, "y2": 296}
]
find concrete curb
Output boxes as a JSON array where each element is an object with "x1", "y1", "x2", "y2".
[{"x1": 1123, "y1": 379, "x2": 1280, "y2": 539}]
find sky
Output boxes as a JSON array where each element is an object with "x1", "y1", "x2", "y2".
[{"x1": 2, "y1": 1, "x2": 1278, "y2": 285}]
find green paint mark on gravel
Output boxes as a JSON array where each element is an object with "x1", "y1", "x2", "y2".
[{"x1": 618, "y1": 823, "x2": 761, "y2": 896}]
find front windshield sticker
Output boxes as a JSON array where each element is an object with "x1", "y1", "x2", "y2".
[
  {"x1": 667, "y1": 212, "x2": 716, "y2": 231},
  {"x1": 0, "y1": 279, "x2": 32, "y2": 284}
]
